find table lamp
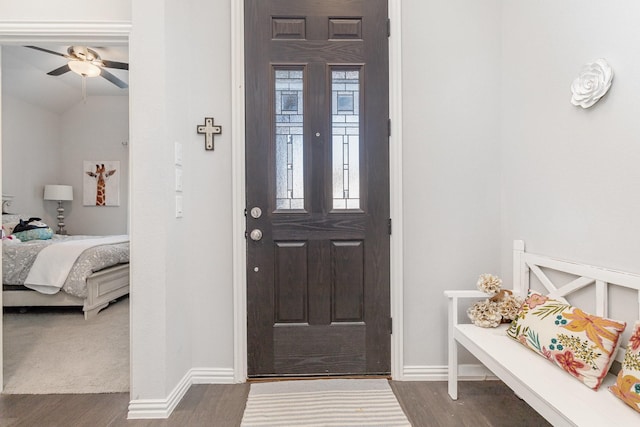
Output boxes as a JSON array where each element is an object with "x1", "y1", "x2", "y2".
[{"x1": 44, "y1": 184, "x2": 73, "y2": 234}]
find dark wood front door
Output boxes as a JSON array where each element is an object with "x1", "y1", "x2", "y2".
[{"x1": 245, "y1": 0, "x2": 390, "y2": 377}]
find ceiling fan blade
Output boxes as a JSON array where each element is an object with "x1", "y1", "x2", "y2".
[
  {"x1": 25, "y1": 45, "x2": 70, "y2": 58},
  {"x1": 101, "y1": 60, "x2": 129, "y2": 70},
  {"x1": 100, "y1": 68, "x2": 128, "y2": 89},
  {"x1": 47, "y1": 64, "x2": 71, "y2": 76}
]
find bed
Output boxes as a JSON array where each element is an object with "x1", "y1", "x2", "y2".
[{"x1": 2, "y1": 215, "x2": 129, "y2": 319}]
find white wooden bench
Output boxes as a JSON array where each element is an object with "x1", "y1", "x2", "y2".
[{"x1": 446, "y1": 240, "x2": 640, "y2": 427}]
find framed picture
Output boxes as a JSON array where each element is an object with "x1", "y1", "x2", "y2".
[{"x1": 83, "y1": 160, "x2": 120, "y2": 206}]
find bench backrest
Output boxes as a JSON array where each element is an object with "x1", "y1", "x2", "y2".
[{"x1": 512, "y1": 240, "x2": 640, "y2": 363}]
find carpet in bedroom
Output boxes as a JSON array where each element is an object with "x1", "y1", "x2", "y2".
[{"x1": 2, "y1": 297, "x2": 129, "y2": 394}]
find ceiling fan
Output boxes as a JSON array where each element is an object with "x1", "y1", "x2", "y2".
[{"x1": 25, "y1": 45, "x2": 129, "y2": 89}]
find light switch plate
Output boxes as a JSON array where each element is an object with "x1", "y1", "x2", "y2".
[
  {"x1": 175, "y1": 168, "x2": 183, "y2": 192},
  {"x1": 175, "y1": 195, "x2": 183, "y2": 218},
  {"x1": 174, "y1": 142, "x2": 183, "y2": 166}
]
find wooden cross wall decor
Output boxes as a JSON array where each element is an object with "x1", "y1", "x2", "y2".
[{"x1": 196, "y1": 117, "x2": 222, "y2": 150}]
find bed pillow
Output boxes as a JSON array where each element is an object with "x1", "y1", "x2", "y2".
[
  {"x1": 609, "y1": 321, "x2": 640, "y2": 412},
  {"x1": 3, "y1": 221, "x2": 19, "y2": 235},
  {"x1": 12, "y1": 227, "x2": 53, "y2": 242},
  {"x1": 506, "y1": 290, "x2": 626, "y2": 390},
  {"x1": 2, "y1": 214, "x2": 39, "y2": 233},
  {"x1": 2, "y1": 214, "x2": 28, "y2": 223}
]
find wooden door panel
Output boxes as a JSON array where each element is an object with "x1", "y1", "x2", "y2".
[
  {"x1": 270, "y1": 43, "x2": 364, "y2": 63},
  {"x1": 331, "y1": 240, "x2": 364, "y2": 322},
  {"x1": 274, "y1": 241, "x2": 308, "y2": 323},
  {"x1": 274, "y1": 325, "x2": 366, "y2": 374},
  {"x1": 246, "y1": 0, "x2": 389, "y2": 377},
  {"x1": 329, "y1": 19, "x2": 363, "y2": 39},
  {"x1": 272, "y1": 215, "x2": 366, "y2": 236},
  {"x1": 267, "y1": 1, "x2": 363, "y2": 17},
  {"x1": 271, "y1": 18, "x2": 306, "y2": 40}
]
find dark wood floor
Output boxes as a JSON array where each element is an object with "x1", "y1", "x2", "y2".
[{"x1": 0, "y1": 380, "x2": 550, "y2": 427}]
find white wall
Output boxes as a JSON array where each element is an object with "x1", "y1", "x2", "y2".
[
  {"x1": 60, "y1": 96, "x2": 129, "y2": 235},
  {"x1": 1, "y1": 95, "x2": 62, "y2": 223},
  {"x1": 500, "y1": 1, "x2": 640, "y2": 277},
  {"x1": 0, "y1": 0, "x2": 130, "y2": 22},
  {"x1": 129, "y1": 0, "x2": 170, "y2": 400},
  {"x1": 177, "y1": 0, "x2": 234, "y2": 370},
  {"x1": 129, "y1": 0, "x2": 234, "y2": 400},
  {"x1": 401, "y1": 0, "x2": 502, "y2": 369}
]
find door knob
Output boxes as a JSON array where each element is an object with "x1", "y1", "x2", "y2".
[{"x1": 249, "y1": 229, "x2": 263, "y2": 241}]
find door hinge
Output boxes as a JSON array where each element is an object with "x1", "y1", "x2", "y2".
[
  {"x1": 389, "y1": 317, "x2": 393, "y2": 334},
  {"x1": 244, "y1": 208, "x2": 247, "y2": 217},
  {"x1": 387, "y1": 18, "x2": 391, "y2": 37},
  {"x1": 388, "y1": 218, "x2": 392, "y2": 235},
  {"x1": 388, "y1": 118, "x2": 391, "y2": 137}
]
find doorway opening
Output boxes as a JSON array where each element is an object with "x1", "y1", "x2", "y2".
[{"x1": 1, "y1": 40, "x2": 130, "y2": 394}]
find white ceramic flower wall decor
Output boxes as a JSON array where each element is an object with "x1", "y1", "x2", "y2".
[{"x1": 570, "y1": 58, "x2": 613, "y2": 108}]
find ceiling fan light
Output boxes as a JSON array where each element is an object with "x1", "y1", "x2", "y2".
[{"x1": 68, "y1": 60, "x2": 101, "y2": 77}]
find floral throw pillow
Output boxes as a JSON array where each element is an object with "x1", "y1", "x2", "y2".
[
  {"x1": 507, "y1": 290, "x2": 626, "y2": 390},
  {"x1": 609, "y1": 321, "x2": 640, "y2": 412}
]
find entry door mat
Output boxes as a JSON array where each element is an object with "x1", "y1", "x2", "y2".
[{"x1": 241, "y1": 378, "x2": 411, "y2": 426}]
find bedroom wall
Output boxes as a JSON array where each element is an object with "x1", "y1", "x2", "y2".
[
  {"x1": 500, "y1": 2, "x2": 640, "y2": 278},
  {"x1": 59, "y1": 96, "x2": 129, "y2": 236},
  {"x1": 1, "y1": 94, "x2": 62, "y2": 223},
  {"x1": 0, "y1": 95, "x2": 128, "y2": 235}
]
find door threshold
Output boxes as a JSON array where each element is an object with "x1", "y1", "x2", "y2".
[{"x1": 248, "y1": 374, "x2": 391, "y2": 383}]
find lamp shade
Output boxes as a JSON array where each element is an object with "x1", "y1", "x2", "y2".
[{"x1": 44, "y1": 185, "x2": 73, "y2": 201}]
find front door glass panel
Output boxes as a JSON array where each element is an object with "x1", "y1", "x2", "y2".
[
  {"x1": 331, "y1": 68, "x2": 360, "y2": 210},
  {"x1": 275, "y1": 68, "x2": 305, "y2": 210}
]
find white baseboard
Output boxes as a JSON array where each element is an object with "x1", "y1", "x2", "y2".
[
  {"x1": 190, "y1": 367, "x2": 236, "y2": 384},
  {"x1": 127, "y1": 364, "x2": 494, "y2": 418},
  {"x1": 127, "y1": 367, "x2": 235, "y2": 419},
  {"x1": 401, "y1": 364, "x2": 497, "y2": 381}
]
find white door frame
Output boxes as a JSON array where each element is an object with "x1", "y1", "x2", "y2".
[
  {"x1": 230, "y1": 0, "x2": 404, "y2": 382},
  {"x1": 0, "y1": 20, "x2": 131, "y2": 392}
]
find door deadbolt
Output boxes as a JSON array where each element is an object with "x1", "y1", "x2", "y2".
[
  {"x1": 250, "y1": 207, "x2": 262, "y2": 219},
  {"x1": 250, "y1": 229, "x2": 263, "y2": 241}
]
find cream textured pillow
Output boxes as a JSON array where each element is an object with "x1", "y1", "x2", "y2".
[
  {"x1": 2, "y1": 214, "x2": 27, "y2": 224},
  {"x1": 3, "y1": 221, "x2": 19, "y2": 235},
  {"x1": 507, "y1": 290, "x2": 626, "y2": 390},
  {"x1": 609, "y1": 321, "x2": 640, "y2": 412}
]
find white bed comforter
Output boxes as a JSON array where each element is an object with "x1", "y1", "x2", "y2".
[
  {"x1": 3, "y1": 234, "x2": 130, "y2": 298},
  {"x1": 24, "y1": 235, "x2": 129, "y2": 294}
]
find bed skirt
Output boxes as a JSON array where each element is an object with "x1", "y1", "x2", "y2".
[{"x1": 3, "y1": 263, "x2": 129, "y2": 319}]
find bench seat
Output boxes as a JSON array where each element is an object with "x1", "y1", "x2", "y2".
[
  {"x1": 446, "y1": 241, "x2": 640, "y2": 426},
  {"x1": 453, "y1": 323, "x2": 637, "y2": 426}
]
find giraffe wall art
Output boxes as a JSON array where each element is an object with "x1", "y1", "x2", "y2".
[{"x1": 83, "y1": 160, "x2": 120, "y2": 206}]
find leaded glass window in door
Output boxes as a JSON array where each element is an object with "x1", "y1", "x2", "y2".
[
  {"x1": 275, "y1": 68, "x2": 304, "y2": 210},
  {"x1": 331, "y1": 69, "x2": 360, "y2": 210}
]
